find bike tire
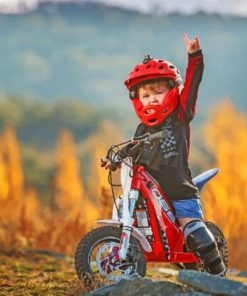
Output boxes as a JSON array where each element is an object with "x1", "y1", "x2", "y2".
[{"x1": 74, "y1": 226, "x2": 146, "y2": 285}]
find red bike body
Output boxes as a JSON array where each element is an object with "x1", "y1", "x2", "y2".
[{"x1": 130, "y1": 164, "x2": 198, "y2": 264}]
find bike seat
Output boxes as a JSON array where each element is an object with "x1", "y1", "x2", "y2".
[{"x1": 193, "y1": 168, "x2": 219, "y2": 192}]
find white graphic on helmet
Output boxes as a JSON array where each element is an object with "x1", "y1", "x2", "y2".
[{"x1": 166, "y1": 62, "x2": 183, "y2": 85}]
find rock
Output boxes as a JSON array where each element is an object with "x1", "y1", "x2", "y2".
[
  {"x1": 86, "y1": 276, "x2": 190, "y2": 296},
  {"x1": 86, "y1": 283, "x2": 116, "y2": 296},
  {"x1": 175, "y1": 293, "x2": 212, "y2": 296},
  {"x1": 110, "y1": 276, "x2": 187, "y2": 296},
  {"x1": 239, "y1": 272, "x2": 247, "y2": 278},
  {"x1": 177, "y1": 270, "x2": 247, "y2": 296},
  {"x1": 227, "y1": 268, "x2": 241, "y2": 277},
  {"x1": 227, "y1": 269, "x2": 247, "y2": 279},
  {"x1": 227, "y1": 268, "x2": 247, "y2": 279}
]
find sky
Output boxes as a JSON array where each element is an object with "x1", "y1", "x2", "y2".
[{"x1": 0, "y1": 0, "x2": 247, "y2": 16}]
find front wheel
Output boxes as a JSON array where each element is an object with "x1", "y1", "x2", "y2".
[{"x1": 74, "y1": 226, "x2": 146, "y2": 286}]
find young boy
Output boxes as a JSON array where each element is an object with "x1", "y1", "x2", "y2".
[{"x1": 103, "y1": 34, "x2": 226, "y2": 275}]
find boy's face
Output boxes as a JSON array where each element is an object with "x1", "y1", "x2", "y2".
[{"x1": 138, "y1": 81, "x2": 170, "y2": 107}]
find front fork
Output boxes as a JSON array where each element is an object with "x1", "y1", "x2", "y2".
[{"x1": 118, "y1": 189, "x2": 139, "y2": 260}]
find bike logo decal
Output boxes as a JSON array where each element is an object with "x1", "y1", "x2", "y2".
[{"x1": 151, "y1": 188, "x2": 176, "y2": 224}]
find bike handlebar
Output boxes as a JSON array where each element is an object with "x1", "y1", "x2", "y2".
[
  {"x1": 132, "y1": 130, "x2": 170, "y2": 143},
  {"x1": 102, "y1": 129, "x2": 170, "y2": 166},
  {"x1": 148, "y1": 130, "x2": 170, "y2": 141}
]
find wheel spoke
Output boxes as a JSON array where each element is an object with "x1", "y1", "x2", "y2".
[{"x1": 91, "y1": 241, "x2": 138, "y2": 281}]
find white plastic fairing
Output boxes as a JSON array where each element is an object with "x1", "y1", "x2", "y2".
[
  {"x1": 112, "y1": 157, "x2": 133, "y2": 220},
  {"x1": 112, "y1": 196, "x2": 123, "y2": 220},
  {"x1": 96, "y1": 219, "x2": 122, "y2": 227},
  {"x1": 132, "y1": 227, "x2": 152, "y2": 252},
  {"x1": 96, "y1": 219, "x2": 152, "y2": 253},
  {"x1": 120, "y1": 157, "x2": 133, "y2": 194}
]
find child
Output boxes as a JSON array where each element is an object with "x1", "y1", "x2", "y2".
[{"x1": 103, "y1": 34, "x2": 226, "y2": 275}]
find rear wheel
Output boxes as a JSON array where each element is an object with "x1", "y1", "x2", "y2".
[
  {"x1": 74, "y1": 226, "x2": 146, "y2": 287},
  {"x1": 183, "y1": 221, "x2": 228, "y2": 272}
]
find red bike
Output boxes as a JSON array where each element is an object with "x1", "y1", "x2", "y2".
[{"x1": 75, "y1": 131, "x2": 228, "y2": 283}]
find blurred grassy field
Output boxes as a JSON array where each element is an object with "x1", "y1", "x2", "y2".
[
  {"x1": 1, "y1": 251, "x2": 246, "y2": 296},
  {"x1": 0, "y1": 251, "x2": 85, "y2": 296}
]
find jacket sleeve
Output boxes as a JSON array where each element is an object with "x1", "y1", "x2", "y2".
[{"x1": 179, "y1": 50, "x2": 204, "y2": 122}]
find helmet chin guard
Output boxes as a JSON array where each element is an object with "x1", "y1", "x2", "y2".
[{"x1": 132, "y1": 87, "x2": 179, "y2": 126}]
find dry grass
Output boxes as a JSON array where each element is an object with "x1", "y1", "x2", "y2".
[{"x1": 0, "y1": 251, "x2": 87, "y2": 296}]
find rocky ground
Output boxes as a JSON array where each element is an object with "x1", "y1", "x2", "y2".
[
  {"x1": 0, "y1": 250, "x2": 246, "y2": 296},
  {"x1": 87, "y1": 270, "x2": 247, "y2": 296}
]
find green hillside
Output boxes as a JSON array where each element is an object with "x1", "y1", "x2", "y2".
[
  {"x1": 0, "y1": 2, "x2": 245, "y2": 199},
  {"x1": 0, "y1": 2, "x2": 247, "y2": 111}
]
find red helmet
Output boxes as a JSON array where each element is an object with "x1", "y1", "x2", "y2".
[{"x1": 124, "y1": 55, "x2": 182, "y2": 126}]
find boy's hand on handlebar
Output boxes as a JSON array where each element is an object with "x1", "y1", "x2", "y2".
[
  {"x1": 101, "y1": 158, "x2": 121, "y2": 171},
  {"x1": 102, "y1": 159, "x2": 113, "y2": 170}
]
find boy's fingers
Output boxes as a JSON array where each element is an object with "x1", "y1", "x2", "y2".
[
  {"x1": 194, "y1": 36, "x2": 201, "y2": 48},
  {"x1": 182, "y1": 33, "x2": 190, "y2": 44},
  {"x1": 183, "y1": 33, "x2": 201, "y2": 53}
]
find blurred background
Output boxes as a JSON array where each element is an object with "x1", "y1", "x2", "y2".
[{"x1": 0, "y1": 0, "x2": 246, "y2": 270}]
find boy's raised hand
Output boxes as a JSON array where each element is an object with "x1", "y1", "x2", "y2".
[{"x1": 182, "y1": 33, "x2": 201, "y2": 54}]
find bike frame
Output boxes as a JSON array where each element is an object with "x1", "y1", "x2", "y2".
[
  {"x1": 129, "y1": 164, "x2": 198, "y2": 263},
  {"x1": 97, "y1": 157, "x2": 199, "y2": 264}
]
